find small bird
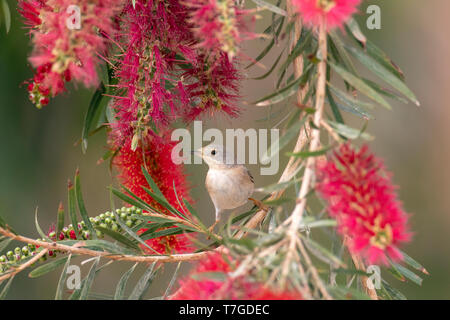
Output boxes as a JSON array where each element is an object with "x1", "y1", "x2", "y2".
[{"x1": 194, "y1": 143, "x2": 255, "y2": 233}]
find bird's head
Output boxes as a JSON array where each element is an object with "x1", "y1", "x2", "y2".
[{"x1": 193, "y1": 143, "x2": 235, "y2": 168}]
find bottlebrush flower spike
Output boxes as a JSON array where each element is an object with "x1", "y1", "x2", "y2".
[
  {"x1": 316, "y1": 144, "x2": 411, "y2": 265},
  {"x1": 187, "y1": 0, "x2": 256, "y2": 60},
  {"x1": 19, "y1": 0, "x2": 123, "y2": 107},
  {"x1": 293, "y1": 0, "x2": 361, "y2": 30},
  {"x1": 170, "y1": 252, "x2": 303, "y2": 300},
  {"x1": 110, "y1": 0, "x2": 241, "y2": 144},
  {"x1": 112, "y1": 131, "x2": 193, "y2": 254}
]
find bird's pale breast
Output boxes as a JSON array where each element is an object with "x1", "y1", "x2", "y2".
[{"x1": 206, "y1": 166, "x2": 254, "y2": 211}]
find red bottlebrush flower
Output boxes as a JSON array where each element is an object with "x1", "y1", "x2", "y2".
[
  {"x1": 19, "y1": 0, "x2": 123, "y2": 106},
  {"x1": 293, "y1": 0, "x2": 361, "y2": 30},
  {"x1": 316, "y1": 144, "x2": 411, "y2": 265},
  {"x1": 170, "y1": 252, "x2": 303, "y2": 300},
  {"x1": 187, "y1": 0, "x2": 256, "y2": 60},
  {"x1": 112, "y1": 131, "x2": 193, "y2": 254},
  {"x1": 182, "y1": 52, "x2": 240, "y2": 121},
  {"x1": 109, "y1": 0, "x2": 241, "y2": 144}
]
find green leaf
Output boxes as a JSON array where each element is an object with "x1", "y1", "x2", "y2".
[
  {"x1": 0, "y1": 275, "x2": 14, "y2": 300},
  {"x1": 79, "y1": 257, "x2": 100, "y2": 300},
  {"x1": 128, "y1": 263, "x2": 157, "y2": 300},
  {"x1": 278, "y1": 30, "x2": 313, "y2": 75},
  {"x1": 303, "y1": 236, "x2": 345, "y2": 267},
  {"x1": 330, "y1": 62, "x2": 392, "y2": 110},
  {"x1": 140, "y1": 227, "x2": 188, "y2": 241},
  {"x1": 326, "y1": 86, "x2": 344, "y2": 124},
  {"x1": 114, "y1": 263, "x2": 138, "y2": 300},
  {"x1": 34, "y1": 209, "x2": 51, "y2": 241},
  {"x1": 392, "y1": 263, "x2": 423, "y2": 286},
  {"x1": 362, "y1": 78, "x2": 408, "y2": 104},
  {"x1": 327, "y1": 84, "x2": 373, "y2": 119},
  {"x1": 365, "y1": 40, "x2": 405, "y2": 81},
  {"x1": 259, "y1": 176, "x2": 301, "y2": 194},
  {"x1": 381, "y1": 280, "x2": 407, "y2": 300},
  {"x1": 111, "y1": 186, "x2": 152, "y2": 213},
  {"x1": 399, "y1": 250, "x2": 429, "y2": 275},
  {"x1": 141, "y1": 166, "x2": 165, "y2": 200},
  {"x1": 82, "y1": 82, "x2": 106, "y2": 153},
  {"x1": 56, "y1": 203, "x2": 65, "y2": 240},
  {"x1": 327, "y1": 120, "x2": 373, "y2": 141},
  {"x1": 68, "y1": 180, "x2": 79, "y2": 239},
  {"x1": 74, "y1": 170, "x2": 97, "y2": 239},
  {"x1": 345, "y1": 18, "x2": 366, "y2": 46},
  {"x1": 250, "y1": 0, "x2": 287, "y2": 16},
  {"x1": 81, "y1": 240, "x2": 135, "y2": 255},
  {"x1": 95, "y1": 226, "x2": 139, "y2": 251},
  {"x1": 245, "y1": 17, "x2": 284, "y2": 69},
  {"x1": 163, "y1": 262, "x2": 182, "y2": 299},
  {"x1": 346, "y1": 45, "x2": 419, "y2": 106},
  {"x1": 251, "y1": 49, "x2": 285, "y2": 80},
  {"x1": 109, "y1": 188, "x2": 160, "y2": 254},
  {"x1": 55, "y1": 254, "x2": 72, "y2": 300},
  {"x1": 287, "y1": 146, "x2": 331, "y2": 158},
  {"x1": 1, "y1": 0, "x2": 11, "y2": 34},
  {"x1": 183, "y1": 199, "x2": 204, "y2": 228},
  {"x1": 261, "y1": 117, "x2": 306, "y2": 163},
  {"x1": 0, "y1": 237, "x2": 12, "y2": 253},
  {"x1": 254, "y1": 64, "x2": 312, "y2": 106},
  {"x1": 29, "y1": 256, "x2": 70, "y2": 278}
]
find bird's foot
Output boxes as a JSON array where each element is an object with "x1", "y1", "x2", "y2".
[{"x1": 248, "y1": 197, "x2": 269, "y2": 211}]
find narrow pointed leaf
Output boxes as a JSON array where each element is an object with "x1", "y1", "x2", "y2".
[
  {"x1": 82, "y1": 82, "x2": 105, "y2": 153},
  {"x1": 250, "y1": 0, "x2": 287, "y2": 16},
  {"x1": 68, "y1": 180, "x2": 79, "y2": 239},
  {"x1": 1, "y1": 0, "x2": 10, "y2": 34},
  {"x1": 79, "y1": 257, "x2": 100, "y2": 300},
  {"x1": 94, "y1": 226, "x2": 139, "y2": 251},
  {"x1": 346, "y1": 45, "x2": 419, "y2": 106},
  {"x1": 114, "y1": 263, "x2": 138, "y2": 300},
  {"x1": 55, "y1": 254, "x2": 72, "y2": 300},
  {"x1": 330, "y1": 62, "x2": 392, "y2": 109},
  {"x1": 128, "y1": 263, "x2": 157, "y2": 300},
  {"x1": 29, "y1": 256, "x2": 70, "y2": 278},
  {"x1": 0, "y1": 275, "x2": 14, "y2": 300},
  {"x1": 74, "y1": 171, "x2": 96, "y2": 239}
]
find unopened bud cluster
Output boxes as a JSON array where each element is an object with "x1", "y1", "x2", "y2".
[{"x1": 0, "y1": 206, "x2": 142, "y2": 274}]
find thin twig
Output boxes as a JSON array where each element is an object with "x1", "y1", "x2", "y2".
[
  {"x1": 0, "y1": 227, "x2": 223, "y2": 263},
  {"x1": 281, "y1": 15, "x2": 329, "y2": 289}
]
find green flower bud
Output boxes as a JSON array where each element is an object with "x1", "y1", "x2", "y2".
[
  {"x1": 99, "y1": 223, "x2": 108, "y2": 229},
  {"x1": 99, "y1": 213, "x2": 106, "y2": 220},
  {"x1": 105, "y1": 217, "x2": 112, "y2": 225},
  {"x1": 111, "y1": 223, "x2": 119, "y2": 232},
  {"x1": 0, "y1": 255, "x2": 6, "y2": 263},
  {"x1": 120, "y1": 212, "x2": 127, "y2": 220},
  {"x1": 96, "y1": 230, "x2": 104, "y2": 238},
  {"x1": 6, "y1": 251, "x2": 14, "y2": 260},
  {"x1": 14, "y1": 247, "x2": 22, "y2": 255},
  {"x1": 125, "y1": 220, "x2": 133, "y2": 228},
  {"x1": 22, "y1": 246, "x2": 30, "y2": 256}
]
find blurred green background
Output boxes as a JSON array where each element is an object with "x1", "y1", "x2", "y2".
[{"x1": 0, "y1": 0, "x2": 448, "y2": 299}]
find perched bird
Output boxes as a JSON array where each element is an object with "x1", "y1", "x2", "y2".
[{"x1": 194, "y1": 143, "x2": 255, "y2": 233}]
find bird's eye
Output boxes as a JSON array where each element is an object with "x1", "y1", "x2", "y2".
[{"x1": 211, "y1": 149, "x2": 216, "y2": 156}]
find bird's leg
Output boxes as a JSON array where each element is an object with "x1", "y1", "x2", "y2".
[
  {"x1": 248, "y1": 197, "x2": 269, "y2": 212},
  {"x1": 207, "y1": 209, "x2": 222, "y2": 239}
]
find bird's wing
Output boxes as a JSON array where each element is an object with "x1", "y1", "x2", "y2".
[{"x1": 246, "y1": 168, "x2": 254, "y2": 184}]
